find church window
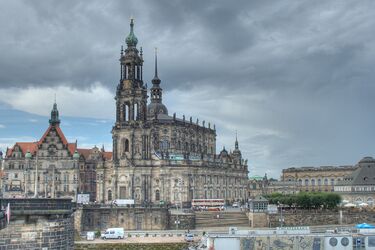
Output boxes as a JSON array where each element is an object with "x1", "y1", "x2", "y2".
[
  {"x1": 311, "y1": 179, "x2": 315, "y2": 186},
  {"x1": 108, "y1": 190, "x2": 112, "y2": 201},
  {"x1": 324, "y1": 178, "x2": 328, "y2": 185},
  {"x1": 155, "y1": 190, "x2": 160, "y2": 201},
  {"x1": 317, "y1": 179, "x2": 321, "y2": 186},
  {"x1": 124, "y1": 104, "x2": 130, "y2": 122},
  {"x1": 134, "y1": 103, "x2": 138, "y2": 120},
  {"x1": 304, "y1": 179, "x2": 309, "y2": 186},
  {"x1": 160, "y1": 140, "x2": 169, "y2": 151},
  {"x1": 124, "y1": 139, "x2": 129, "y2": 152}
]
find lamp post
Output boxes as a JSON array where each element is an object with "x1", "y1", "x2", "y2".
[{"x1": 278, "y1": 201, "x2": 284, "y2": 228}]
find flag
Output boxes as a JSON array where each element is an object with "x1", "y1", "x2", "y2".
[{"x1": 6, "y1": 203, "x2": 10, "y2": 224}]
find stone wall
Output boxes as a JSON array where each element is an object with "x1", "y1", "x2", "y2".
[
  {"x1": 0, "y1": 198, "x2": 74, "y2": 250},
  {"x1": 78, "y1": 206, "x2": 169, "y2": 231},
  {"x1": 168, "y1": 212, "x2": 195, "y2": 230},
  {"x1": 268, "y1": 209, "x2": 375, "y2": 227}
]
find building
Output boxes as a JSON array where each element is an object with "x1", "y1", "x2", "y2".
[
  {"x1": 248, "y1": 174, "x2": 298, "y2": 198},
  {"x1": 96, "y1": 19, "x2": 249, "y2": 206},
  {"x1": 335, "y1": 157, "x2": 375, "y2": 206},
  {"x1": 2, "y1": 103, "x2": 111, "y2": 201},
  {"x1": 247, "y1": 175, "x2": 268, "y2": 198},
  {"x1": 282, "y1": 165, "x2": 357, "y2": 192}
]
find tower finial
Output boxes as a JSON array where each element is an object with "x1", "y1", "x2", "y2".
[
  {"x1": 235, "y1": 130, "x2": 239, "y2": 150},
  {"x1": 49, "y1": 100, "x2": 60, "y2": 126},
  {"x1": 154, "y1": 47, "x2": 158, "y2": 78},
  {"x1": 126, "y1": 17, "x2": 138, "y2": 47}
]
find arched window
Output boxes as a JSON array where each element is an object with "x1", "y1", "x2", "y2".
[
  {"x1": 124, "y1": 104, "x2": 129, "y2": 122},
  {"x1": 311, "y1": 179, "x2": 315, "y2": 186},
  {"x1": 155, "y1": 190, "x2": 160, "y2": 201},
  {"x1": 134, "y1": 103, "x2": 138, "y2": 120},
  {"x1": 305, "y1": 179, "x2": 309, "y2": 186},
  {"x1": 124, "y1": 139, "x2": 129, "y2": 152},
  {"x1": 324, "y1": 178, "x2": 328, "y2": 185},
  {"x1": 298, "y1": 179, "x2": 302, "y2": 186},
  {"x1": 317, "y1": 179, "x2": 321, "y2": 186},
  {"x1": 108, "y1": 190, "x2": 112, "y2": 201},
  {"x1": 331, "y1": 178, "x2": 335, "y2": 185},
  {"x1": 185, "y1": 142, "x2": 189, "y2": 151}
]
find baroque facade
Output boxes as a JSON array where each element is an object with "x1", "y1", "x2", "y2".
[
  {"x1": 2, "y1": 103, "x2": 111, "y2": 201},
  {"x1": 282, "y1": 164, "x2": 357, "y2": 192},
  {"x1": 96, "y1": 19, "x2": 249, "y2": 206}
]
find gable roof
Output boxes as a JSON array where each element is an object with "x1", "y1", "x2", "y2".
[{"x1": 6, "y1": 125, "x2": 76, "y2": 158}]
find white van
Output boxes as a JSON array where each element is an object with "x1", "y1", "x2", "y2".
[{"x1": 101, "y1": 228, "x2": 125, "y2": 240}]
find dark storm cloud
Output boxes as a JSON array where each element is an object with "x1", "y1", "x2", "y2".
[{"x1": 0, "y1": 0, "x2": 374, "y2": 176}]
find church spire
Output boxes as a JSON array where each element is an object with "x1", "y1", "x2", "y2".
[
  {"x1": 49, "y1": 100, "x2": 60, "y2": 126},
  {"x1": 152, "y1": 48, "x2": 161, "y2": 85},
  {"x1": 147, "y1": 48, "x2": 168, "y2": 117},
  {"x1": 235, "y1": 130, "x2": 239, "y2": 150}
]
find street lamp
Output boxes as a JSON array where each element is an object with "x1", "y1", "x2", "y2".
[{"x1": 278, "y1": 201, "x2": 284, "y2": 228}]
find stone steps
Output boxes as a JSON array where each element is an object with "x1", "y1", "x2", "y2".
[{"x1": 195, "y1": 211, "x2": 249, "y2": 228}]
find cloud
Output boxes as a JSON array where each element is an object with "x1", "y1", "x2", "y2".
[
  {"x1": 0, "y1": 0, "x2": 374, "y2": 177},
  {"x1": 0, "y1": 124, "x2": 5, "y2": 129},
  {"x1": 0, "y1": 82, "x2": 114, "y2": 119}
]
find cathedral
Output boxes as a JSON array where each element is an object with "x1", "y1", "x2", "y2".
[
  {"x1": 1, "y1": 19, "x2": 249, "y2": 206},
  {"x1": 96, "y1": 19, "x2": 249, "y2": 206}
]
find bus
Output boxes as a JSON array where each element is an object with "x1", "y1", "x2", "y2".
[{"x1": 191, "y1": 199, "x2": 225, "y2": 211}]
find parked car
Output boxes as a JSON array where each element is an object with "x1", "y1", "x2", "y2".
[
  {"x1": 101, "y1": 228, "x2": 125, "y2": 240},
  {"x1": 185, "y1": 233, "x2": 194, "y2": 242}
]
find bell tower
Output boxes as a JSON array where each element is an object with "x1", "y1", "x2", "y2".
[
  {"x1": 113, "y1": 18, "x2": 148, "y2": 162},
  {"x1": 116, "y1": 18, "x2": 147, "y2": 124}
]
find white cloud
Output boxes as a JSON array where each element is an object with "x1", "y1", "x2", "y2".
[{"x1": 0, "y1": 82, "x2": 114, "y2": 119}]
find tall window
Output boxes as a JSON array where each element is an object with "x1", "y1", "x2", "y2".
[
  {"x1": 124, "y1": 139, "x2": 129, "y2": 152},
  {"x1": 324, "y1": 178, "x2": 328, "y2": 185},
  {"x1": 317, "y1": 179, "x2": 321, "y2": 186},
  {"x1": 305, "y1": 179, "x2": 309, "y2": 186},
  {"x1": 155, "y1": 190, "x2": 160, "y2": 201},
  {"x1": 160, "y1": 140, "x2": 169, "y2": 151},
  {"x1": 311, "y1": 179, "x2": 315, "y2": 186},
  {"x1": 124, "y1": 104, "x2": 129, "y2": 122},
  {"x1": 108, "y1": 190, "x2": 112, "y2": 201},
  {"x1": 134, "y1": 103, "x2": 138, "y2": 120}
]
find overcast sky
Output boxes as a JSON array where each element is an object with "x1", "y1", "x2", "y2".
[{"x1": 0, "y1": 0, "x2": 374, "y2": 178}]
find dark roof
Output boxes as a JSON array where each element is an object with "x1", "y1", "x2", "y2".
[{"x1": 339, "y1": 157, "x2": 375, "y2": 186}]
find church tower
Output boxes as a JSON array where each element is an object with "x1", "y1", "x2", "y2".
[
  {"x1": 113, "y1": 18, "x2": 148, "y2": 162},
  {"x1": 147, "y1": 49, "x2": 168, "y2": 118}
]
